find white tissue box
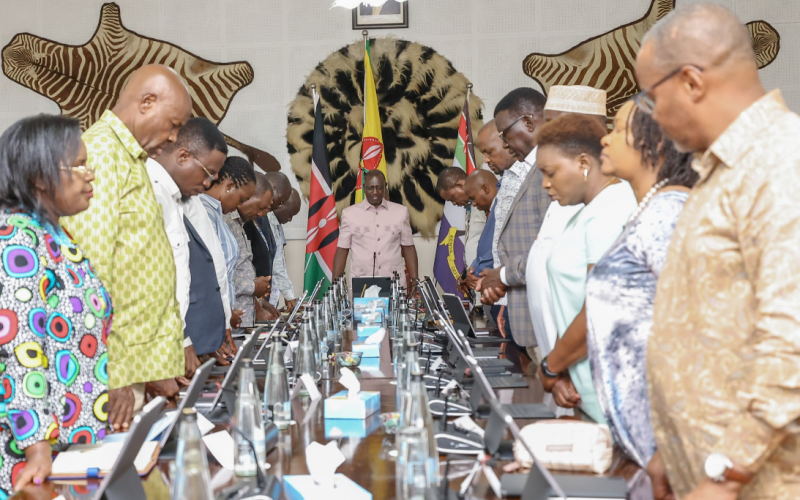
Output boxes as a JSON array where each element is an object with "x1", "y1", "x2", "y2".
[
  {"x1": 324, "y1": 390, "x2": 381, "y2": 419},
  {"x1": 353, "y1": 297, "x2": 388, "y2": 321},
  {"x1": 359, "y1": 357, "x2": 381, "y2": 371},
  {"x1": 284, "y1": 474, "x2": 372, "y2": 500},
  {"x1": 356, "y1": 324, "x2": 382, "y2": 340},
  {"x1": 325, "y1": 412, "x2": 381, "y2": 439},
  {"x1": 351, "y1": 341, "x2": 380, "y2": 358}
]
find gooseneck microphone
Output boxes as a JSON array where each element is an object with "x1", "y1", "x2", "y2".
[{"x1": 373, "y1": 252, "x2": 377, "y2": 278}]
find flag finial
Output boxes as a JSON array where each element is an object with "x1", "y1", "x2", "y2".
[
  {"x1": 310, "y1": 83, "x2": 316, "y2": 90},
  {"x1": 362, "y1": 30, "x2": 369, "y2": 37},
  {"x1": 466, "y1": 83, "x2": 473, "y2": 90}
]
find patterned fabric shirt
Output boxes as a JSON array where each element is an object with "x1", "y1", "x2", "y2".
[
  {"x1": 649, "y1": 90, "x2": 800, "y2": 499},
  {"x1": 267, "y1": 212, "x2": 296, "y2": 306},
  {"x1": 0, "y1": 213, "x2": 110, "y2": 497},
  {"x1": 492, "y1": 160, "x2": 532, "y2": 306},
  {"x1": 224, "y1": 213, "x2": 256, "y2": 328},
  {"x1": 200, "y1": 194, "x2": 239, "y2": 309},
  {"x1": 61, "y1": 110, "x2": 183, "y2": 389}
]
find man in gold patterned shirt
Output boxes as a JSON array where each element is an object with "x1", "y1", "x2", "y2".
[
  {"x1": 63, "y1": 65, "x2": 192, "y2": 431},
  {"x1": 636, "y1": 5, "x2": 800, "y2": 500}
]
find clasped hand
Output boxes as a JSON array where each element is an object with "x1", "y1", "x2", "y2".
[{"x1": 476, "y1": 267, "x2": 507, "y2": 304}]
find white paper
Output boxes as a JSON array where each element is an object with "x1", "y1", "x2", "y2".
[
  {"x1": 364, "y1": 327, "x2": 385, "y2": 345},
  {"x1": 306, "y1": 441, "x2": 345, "y2": 489},
  {"x1": 51, "y1": 441, "x2": 159, "y2": 476},
  {"x1": 430, "y1": 357, "x2": 444, "y2": 372},
  {"x1": 196, "y1": 412, "x2": 215, "y2": 436},
  {"x1": 300, "y1": 373, "x2": 322, "y2": 401},
  {"x1": 339, "y1": 367, "x2": 360, "y2": 398},
  {"x1": 209, "y1": 467, "x2": 235, "y2": 491},
  {"x1": 203, "y1": 430, "x2": 235, "y2": 470}
]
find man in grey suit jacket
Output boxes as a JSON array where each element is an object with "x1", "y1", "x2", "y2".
[{"x1": 479, "y1": 88, "x2": 550, "y2": 355}]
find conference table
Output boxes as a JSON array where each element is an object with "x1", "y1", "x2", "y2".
[{"x1": 12, "y1": 323, "x2": 651, "y2": 500}]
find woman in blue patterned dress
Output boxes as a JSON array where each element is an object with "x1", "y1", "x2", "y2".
[
  {"x1": 585, "y1": 100, "x2": 698, "y2": 469},
  {"x1": 0, "y1": 115, "x2": 110, "y2": 495}
]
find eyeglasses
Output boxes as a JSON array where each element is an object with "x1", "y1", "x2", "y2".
[
  {"x1": 191, "y1": 153, "x2": 216, "y2": 183},
  {"x1": 60, "y1": 165, "x2": 96, "y2": 176},
  {"x1": 498, "y1": 114, "x2": 533, "y2": 143},
  {"x1": 633, "y1": 64, "x2": 704, "y2": 114}
]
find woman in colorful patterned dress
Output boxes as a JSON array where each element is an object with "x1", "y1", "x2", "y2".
[{"x1": 0, "y1": 115, "x2": 110, "y2": 495}]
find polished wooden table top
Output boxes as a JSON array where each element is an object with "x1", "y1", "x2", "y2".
[{"x1": 12, "y1": 326, "x2": 651, "y2": 500}]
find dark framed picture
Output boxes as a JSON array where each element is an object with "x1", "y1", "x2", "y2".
[{"x1": 352, "y1": 1, "x2": 409, "y2": 30}]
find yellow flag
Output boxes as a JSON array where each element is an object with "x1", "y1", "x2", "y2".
[{"x1": 356, "y1": 39, "x2": 387, "y2": 203}]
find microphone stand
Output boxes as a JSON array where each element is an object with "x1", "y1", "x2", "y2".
[
  {"x1": 372, "y1": 252, "x2": 377, "y2": 278},
  {"x1": 222, "y1": 422, "x2": 270, "y2": 500}
]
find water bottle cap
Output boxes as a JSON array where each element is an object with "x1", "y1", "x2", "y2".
[
  {"x1": 182, "y1": 408, "x2": 198, "y2": 420},
  {"x1": 242, "y1": 358, "x2": 253, "y2": 368}
]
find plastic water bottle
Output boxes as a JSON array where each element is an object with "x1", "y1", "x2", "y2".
[
  {"x1": 263, "y1": 337, "x2": 291, "y2": 429},
  {"x1": 171, "y1": 409, "x2": 214, "y2": 500},
  {"x1": 233, "y1": 359, "x2": 266, "y2": 476}
]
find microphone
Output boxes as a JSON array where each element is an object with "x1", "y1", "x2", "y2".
[
  {"x1": 220, "y1": 418, "x2": 280, "y2": 500},
  {"x1": 223, "y1": 422, "x2": 268, "y2": 498},
  {"x1": 373, "y1": 252, "x2": 377, "y2": 278}
]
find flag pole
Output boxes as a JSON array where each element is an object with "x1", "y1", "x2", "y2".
[
  {"x1": 358, "y1": 29, "x2": 369, "y2": 203},
  {"x1": 310, "y1": 83, "x2": 317, "y2": 108},
  {"x1": 362, "y1": 30, "x2": 369, "y2": 126}
]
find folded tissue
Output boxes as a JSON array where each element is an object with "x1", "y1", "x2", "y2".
[
  {"x1": 323, "y1": 367, "x2": 380, "y2": 419},
  {"x1": 352, "y1": 327, "x2": 385, "y2": 358},
  {"x1": 284, "y1": 442, "x2": 372, "y2": 500}
]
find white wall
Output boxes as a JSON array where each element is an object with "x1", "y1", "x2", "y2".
[{"x1": 2, "y1": 0, "x2": 798, "y2": 296}]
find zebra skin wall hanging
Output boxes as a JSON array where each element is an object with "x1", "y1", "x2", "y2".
[
  {"x1": 286, "y1": 38, "x2": 483, "y2": 237},
  {"x1": 1, "y1": 2, "x2": 279, "y2": 172},
  {"x1": 523, "y1": 0, "x2": 781, "y2": 120}
]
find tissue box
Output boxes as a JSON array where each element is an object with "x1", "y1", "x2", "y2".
[
  {"x1": 284, "y1": 474, "x2": 372, "y2": 500},
  {"x1": 353, "y1": 297, "x2": 388, "y2": 322},
  {"x1": 325, "y1": 412, "x2": 381, "y2": 439},
  {"x1": 324, "y1": 390, "x2": 381, "y2": 419},
  {"x1": 351, "y1": 341, "x2": 380, "y2": 358},
  {"x1": 359, "y1": 357, "x2": 381, "y2": 371},
  {"x1": 356, "y1": 324, "x2": 382, "y2": 341}
]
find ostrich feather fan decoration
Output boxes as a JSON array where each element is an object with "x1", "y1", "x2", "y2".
[{"x1": 287, "y1": 37, "x2": 484, "y2": 237}]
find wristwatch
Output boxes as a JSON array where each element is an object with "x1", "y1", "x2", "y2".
[
  {"x1": 540, "y1": 356, "x2": 559, "y2": 379},
  {"x1": 704, "y1": 453, "x2": 753, "y2": 484}
]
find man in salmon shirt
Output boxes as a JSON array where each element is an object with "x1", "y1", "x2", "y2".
[{"x1": 333, "y1": 170, "x2": 418, "y2": 290}]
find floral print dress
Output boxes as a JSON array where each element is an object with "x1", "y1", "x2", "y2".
[{"x1": 0, "y1": 212, "x2": 111, "y2": 497}]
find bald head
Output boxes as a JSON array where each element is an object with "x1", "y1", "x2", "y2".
[
  {"x1": 265, "y1": 171, "x2": 291, "y2": 209},
  {"x1": 476, "y1": 120, "x2": 516, "y2": 175},
  {"x1": 112, "y1": 65, "x2": 192, "y2": 155},
  {"x1": 636, "y1": 3, "x2": 765, "y2": 154},
  {"x1": 274, "y1": 188, "x2": 301, "y2": 224},
  {"x1": 464, "y1": 170, "x2": 498, "y2": 214},
  {"x1": 642, "y1": 4, "x2": 755, "y2": 72}
]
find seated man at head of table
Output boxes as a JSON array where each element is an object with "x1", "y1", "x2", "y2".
[{"x1": 333, "y1": 170, "x2": 419, "y2": 290}]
